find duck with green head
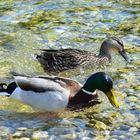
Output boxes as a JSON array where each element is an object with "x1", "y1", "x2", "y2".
[
  {"x1": 0, "y1": 72, "x2": 119, "y2": 112},
  {"x1": 37, "y1": 37, "x2": 128, "y2": 72}
]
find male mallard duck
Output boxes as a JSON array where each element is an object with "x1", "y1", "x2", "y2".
[
  {"x1": 36, "y1": 37, "x2": 128, "y2": 72},
  {"x1": 0, "y1": 72, "x2": 119, "y2": 112}
]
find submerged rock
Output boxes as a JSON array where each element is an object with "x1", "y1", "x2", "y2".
[
  {"x1": 87, "y1": 119, "x2": 107, "y2": 130},
  {"x1": 32, "y1": 131, "x2": 48, "y2": 140},
  {"x1": 12, "y1": 130, "x2": 32, "y2": 138},
  {"x1": 129, "y1": 127, "x2": 138, "y2": 132},
  {"x1": 0, "y1": 126, "x2": 11, "y2": 138}
]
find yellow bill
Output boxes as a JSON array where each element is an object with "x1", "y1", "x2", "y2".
[{"x1": 106, "y1": 89, "x2": 119, "y2": 108}]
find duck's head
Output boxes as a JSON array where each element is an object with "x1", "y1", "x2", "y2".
[
  {"x1": 82, "y1": 72, "x2": 119, "y2": 108},
  {"x1": 99, "y1": 37, "x2": 128, "y2": 61}
]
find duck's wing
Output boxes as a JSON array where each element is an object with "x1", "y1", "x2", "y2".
[
  {"x1": 14, "y1": 76, "x2": 64, "y2": 93},
  {"x1": 14, "y1": 75, "x2": 82, "y2": 95},
  {"x1": 36, "y1": 49, "x2": 90, "y2": 72},
  {"x1": 35, "y1": 75, "x2": 82, "y2": 95}
]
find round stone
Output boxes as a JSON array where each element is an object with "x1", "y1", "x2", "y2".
[
  {"x1": 129, "y1": 127, "x2": 138, "y2": 132},
  {"x1": 32, "y1": 131, "x2": 48, "y2": 140}
]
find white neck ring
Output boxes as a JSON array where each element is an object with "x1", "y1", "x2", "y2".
[{"x1": 81, "y1": 88, "x2": 96, "y2": 95}]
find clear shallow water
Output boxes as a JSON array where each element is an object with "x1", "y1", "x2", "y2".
[{"x1": 0, "y1": 0, "x2": 140, "y2": 139}]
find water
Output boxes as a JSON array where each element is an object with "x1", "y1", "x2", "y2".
[{"x1": 0, "y1": 0, "x2": 140, "y2": 139}]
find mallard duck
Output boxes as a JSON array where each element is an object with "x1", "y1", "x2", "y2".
[
  {"x1": 0, "y1": 72, "x2": 119, "y2": 112},
  {"x1": 36, "y1": 37, "x2": 128, "y2": 72}
]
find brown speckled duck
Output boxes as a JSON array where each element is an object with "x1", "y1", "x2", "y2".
[
  {"x1": 36, "y1": 37, "x2": 128, "y2": 72},
  {"x1": 0, "y1": 72, "x2": 119, "y2": 112}
]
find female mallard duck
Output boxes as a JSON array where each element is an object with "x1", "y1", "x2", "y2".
[
  {"x1": 37, "y1": 37, "x2": 128, "y2": 72},
  {"x1": 0, "y1": 72, "x2": 119, "y2": 112}
]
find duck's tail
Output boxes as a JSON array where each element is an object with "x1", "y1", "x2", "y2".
[
  {"x1": 0, "y1": 83, "x2": 9, "y2": 96},
  {"x1": 0, "y1": 82, "x2": 17, "y2": 96}
]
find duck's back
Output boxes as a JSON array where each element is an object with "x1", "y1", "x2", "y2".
[{"x1": 37, "y1": 49, "x2": 93, "y2": 72}]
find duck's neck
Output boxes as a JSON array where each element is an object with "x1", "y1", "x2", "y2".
[
  {"x1": 68, "y1": 83, "x2": 97, "y2": 106},
  {"x1": 97, "y1": 43, "x2": 111, "y2": 62},
  {"x1": 68, "y1": 89, "x2": 97, "y2": 107}
]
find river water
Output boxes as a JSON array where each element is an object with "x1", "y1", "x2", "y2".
[{"x1": 0, "y1": 0, "x2": 140, "y2": 139}]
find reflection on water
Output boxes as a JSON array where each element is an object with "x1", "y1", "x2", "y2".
[{"x1": 0, "y1": 0, "x2": 140, "y2": 139}]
